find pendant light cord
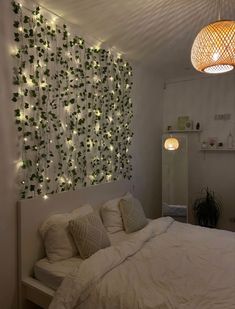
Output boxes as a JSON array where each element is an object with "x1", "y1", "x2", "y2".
[{"x1": 218, "y1": 0, "x2": 221, "y2": 21}]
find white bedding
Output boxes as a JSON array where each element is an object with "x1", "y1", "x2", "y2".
[
  {"x1": 34, "y1": 257, "x2": 83, "y2": 290},
  {"x1": 34, "y1": 230, "x2": 130, "y2": 290},
  {"x1": 50, "y1": 218, "x2": 235, "y2": 309}
]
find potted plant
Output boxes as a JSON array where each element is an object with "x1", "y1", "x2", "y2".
[{"x1": 193, "y1": 188, "x2": 222, "y2": 228}]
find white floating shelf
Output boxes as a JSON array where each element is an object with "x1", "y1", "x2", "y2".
[
  {"x1": 165, "y1": 130, "x2": 202, "y2": 133},
  {"x1": 200, "y1": 148, "x2": 235, "y2": 152}
]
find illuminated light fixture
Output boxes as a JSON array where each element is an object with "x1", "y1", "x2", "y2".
[
  {"x1": 191, "y1": 0, "x2": 235, "y2": 74},
  {"x1": 164, "y1": 137, "x2": 179, "y2": 151},
  {"x1": 89, "y1": 175, "x2": 95, "y2": 181}
]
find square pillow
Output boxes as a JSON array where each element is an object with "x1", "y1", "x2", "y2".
[
  {"x1": 39, "y1": 204, "x2": 93, "y2": 262},
  {"x1": 43, "y1": 221, "x2": 77, "y2": 263},
  {"x1": 69, "y1": 212, "x2": 111, "y2": 259},
  {"x1": 100, "y1": 192, "x2": 132, "y2": 233},
  {"x1": 72, "y1": 204, "x2": 93, "y2": 217},
  {"x1": 119, "y1": 197, "x2": 148, "y2": 233}
]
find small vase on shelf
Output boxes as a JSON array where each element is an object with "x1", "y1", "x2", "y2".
[
  {"x1": 227, "y1": 132, "x2": 234, "y2": 149},
  {"x1": 201, "y1": 141, "x2": 207, "y2": 149},
  {"x1": 196, "y1": 122, "x2": 200, "y2": 130}
]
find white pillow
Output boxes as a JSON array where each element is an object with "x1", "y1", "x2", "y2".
[
  {"x1": 39, "y1": 204, "x2": 93, "y2": 238},
  {"x1": 119, "y1": 197, "x2": 148, "y2": 233},
  {"x1": 39, "y1": 204, "x2": 93, "y2": 262},
  {"x1": 72, "y1": 204, "x2": 93, "y2": 217},
  {"x1": 101, "y1": 193, "x2": 132, "y2": 233},
  {"x1": 43, "y1": 221, "x2": 77, "y2": 263}
]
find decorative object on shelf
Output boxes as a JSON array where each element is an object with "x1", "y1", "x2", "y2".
[
  {"x1": 167, "y1": 125, "x2": 172, "y2": 131},
  {"x1": 193, "y1": 187, "x2": 222, "y2": 228},
  {"x1": 177, "y1": 116, "x2": 190, "y2": 130},
  {"x1": 215, "y1": 113, "x2": 231, "y2": 121},
  {"x1": 227, "y1": 132, "x2": 234, "y2": 149},
  {"x1": 201, "y1": 141, "x2": 208, "y2": 149},
  {"x1": 11, "y1": 1, "x2": 133, "y2": 199},
  {"x1": 217, "y1": 142, "x2": 224, "y2": 148},
  {"x1": 191, "y1": 0, "x2": 235, "y2": 74},
  {"x1": 196, "y1": 122, "x2": 200, "y2": 130},
  {"x1": 185, "y1": 120, "x2": 193, "y2": 130},
  {"x1": 164, "y1": 137, "x2": 179, "y2": 151},
  {"x1": 208, "y1": 137, "x2": 218, "y2": 148}
]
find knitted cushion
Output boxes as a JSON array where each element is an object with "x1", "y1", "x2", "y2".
[
  {"x1": 119, "y1": 197, "x2": 148, "y2": 233},
  {"x1": 69, "y1": 212, "x2": 111, "y2": 259}
]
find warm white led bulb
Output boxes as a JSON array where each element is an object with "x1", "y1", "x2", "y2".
[{"x1": 164, "y1": 137, "x2": 179, "y2": 151}]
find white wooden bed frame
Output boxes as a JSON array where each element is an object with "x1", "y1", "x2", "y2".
[{"x1": 18, "y1": 180, "x2": 132, "y2": 308}]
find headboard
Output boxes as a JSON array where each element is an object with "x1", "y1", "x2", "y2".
[{"x1": 18, "y1": 180, "x2": 132, "y2": 280}]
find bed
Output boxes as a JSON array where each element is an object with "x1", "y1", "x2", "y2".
[
  {"x1": 18, "y1": 180, "x2": 133, "y2": 308},
  {"x1": 33, "y1": 231, "x2": 132, "y2": 291},
  {"x1": 18, "y1": 181, "x2": 235, "y2": 309},
  {"x1": 50, "y1": 218, "x2": 235, "y2": 309}
]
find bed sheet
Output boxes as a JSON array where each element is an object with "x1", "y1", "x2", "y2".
[{"x1": 34, "y1": 229, "x2": 132, "y2": 289}]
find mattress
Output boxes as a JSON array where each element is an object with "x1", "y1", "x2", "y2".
[
  {"x1": 34, "y1": 256, "x2": 83, "y2": 290},
  {"x1": 34, "y1": 230, "x2": 131, "y2": 290}
]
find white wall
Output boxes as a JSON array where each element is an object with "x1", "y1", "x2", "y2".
[
  {"x1": 0, "y1": 3, "x2": 164, "y2": 306},
  {"x1": 163, "y1": 73, "x2": 235, "y2": 231},
  {"x1": 0, "y1": 1, "x2": 18, "y2": 308},
  {"x1": 132, "y1": 66, "x2": 163, "y2": 218}
]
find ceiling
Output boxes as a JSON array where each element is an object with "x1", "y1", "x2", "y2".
[{"x1": 38, "y1": 0, "x2": 235, "y2": 80}]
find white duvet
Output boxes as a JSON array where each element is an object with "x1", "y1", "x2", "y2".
[{"x1": 50, "y1": 218, "x2": 235, "y2": 309}]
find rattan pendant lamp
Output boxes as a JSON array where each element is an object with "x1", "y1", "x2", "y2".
[{"x1": 191, "y1": 0, "x2": 235, "y2": 74}]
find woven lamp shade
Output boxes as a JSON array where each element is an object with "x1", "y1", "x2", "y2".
[
  {"x1": 191, "y1": 20, "x2": 235, "y2": 74},
  {"x1": 164, "y1": 137, "x2": 179, "y2": 151}
]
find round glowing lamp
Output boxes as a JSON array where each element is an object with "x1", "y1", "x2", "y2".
[
  {"x1": 191, "y1": 20, "x2": 235, "y2": 74},
  {"x1": 164, "y1": 137, "x2": 179, "y2": 151}
]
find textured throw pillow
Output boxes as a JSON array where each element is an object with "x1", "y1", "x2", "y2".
[
  {"x1": 39, "y1": 204, "x2": 93, "y2": 262},
  {"x1": 69, "y1": 212, "x2": 111, "y2": 259},
  {"x1": 119, "y1": 197, "x2": 148, "y2": 233},
  {"x1": 101, "y1": 192, "x2": 132, "y2": 233}
]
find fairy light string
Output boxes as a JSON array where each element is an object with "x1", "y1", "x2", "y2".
[{"x1": 12, "y1": 1, "x2": 133, "y2": 199}]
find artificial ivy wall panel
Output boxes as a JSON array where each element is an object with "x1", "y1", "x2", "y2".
[{"x1": 12, "y1": 1, "x2": 133, "y2": 199}]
